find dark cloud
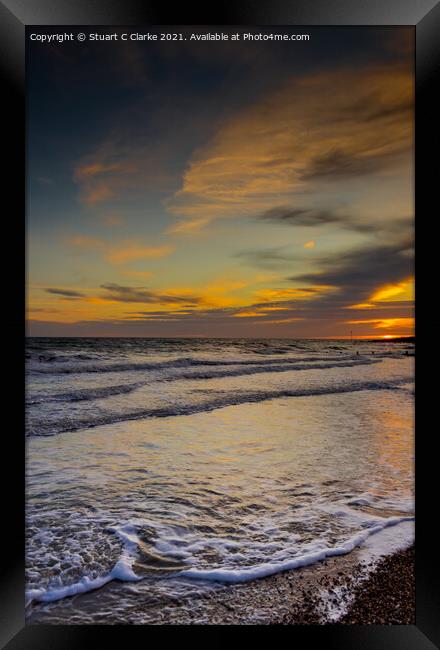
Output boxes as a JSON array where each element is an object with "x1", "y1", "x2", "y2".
[
  {"x1": 295, "y1": 88, "x2": 412, "y2": 181},
  {"x1": 235, "y1": 246, "x2": 297, "y2": 269},
  {"x1": 33, "y1": 239, "x2": 414, "y2": 337},
  {"x1": 299, "y1": 149, "x2": 386, "y2": 181},
  {"x1": 235, "y1": 238, "x2": 413, "y2": 323},
  {"x1": 363, "y1": 100, "x2": 412, "y2": 123},
  {"x1": 100, "y1": 283, "x2": 202, "y2": 305},
  {"x1": 258, "y1": 206, "x2": 412, "y2": 235},
  {"x1": 288, "y1": 240, "x2": 414, "y2": 307},
  {"x1": 261, "y1": 207, "x2": 342, "y2": 227},
  {"x1": 336, "y1": 90, "x2": 412, "y2": 125},
  {"x1": 45, "y1": 288, "x2": 85, "y2": 298}
]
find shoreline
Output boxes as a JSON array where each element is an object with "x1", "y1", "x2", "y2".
[
  {"x1": 336, "y1": 546, "x2": 414, "y2": 625},
  {"x1": 279, "y1": 545, "x2": 415, "y2": 625},
  {"x1": 28, "y1": 544, "x2": 414, "y2": 625}
]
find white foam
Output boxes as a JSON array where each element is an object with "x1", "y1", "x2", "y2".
[
  {"x1": 179, "y1": 515, "x2": 414, "y2": 584},
  {"x1": 358, "y1": 518, "x2": 414, "y2": 562},
  {"x1": 318, "y1": 584, "x2": 353, "y2": 622},
  {"x1": 316, "y1": 518, "x2": 414, "y2": 623},
  {"x1": 26, "y1": 523, "x2": 141, "y2": 606},
  {"x1": 26, "y1": 573, "x2": 114, "y2": 605}
]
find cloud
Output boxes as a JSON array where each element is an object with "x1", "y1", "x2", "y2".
[
  {"x1": 346, "y1": 303, "x2": 375, "y2": 310},
  {"x1": 232, "y1": 237, "x2": 413, "y2": 334},
  {"x1": 167, "y1": 216, "x2": 213, "y2": 235},
  {"x1": 233, "y1": 310, "x2": 267, "y2": 318},
  {"x1": 166, "y1": 63, "x2": 413, "y2": 231},
  {"x1": 261, "y1": 207, "x2": 342, "y2": 227},
  {"x1": 369, "y1": 277, "x2": 413, "y2": 302},
  {"x1": 260, "y1": 317, "x2": 305, "y2": 325},
  {"x1": 73, "y1": 160, "x2": 132, "y2": 205},
  {"x1": 27, "y1": 307, "x2": 60, "y2": 313},
  {"x1": 303, "y1": 241, "x2": 316, "y2": 249},
  {"x1": 299, "y1": 148, "x2": 396, "y2": 181},
  {"x1": 45, "y1": 288, "x2": 85, "y2": 298},
  {"x1": 105, "y1": 244, "x2": 173, "y2": 265},
  {"x1": 73, "y1": 132, "x2": 176, "y2": 206},
  {"x1": 235, "y1": 247, "x2": 298, "y2": 269},
  {"x1": 67, "y1": 236, "x2": 174, "y2": 266},
  {"x1": 253, "y1": 286, "x2": 331, "y2": 302},
  {"x1": 55, "y1": 232, "x2": 413, "y2": 337},
  {"x1": 100, "y1": 283, "x2": 202, "y2": 305},
  {"x1": 258, "y1": 206, "x2": 412, "y2": 235},
  {"x1": 346, "y1": 317, "x2": 414, "y2": 331},
  {"x1": 30, "y1": 266, "x2": 414, "y2": 338},
  {"x1": 74, "y1": 162, "x2": 128, "y2": 181},
  {"x1": 287, "y1": 239, "x2": 414, "y2": 308}
]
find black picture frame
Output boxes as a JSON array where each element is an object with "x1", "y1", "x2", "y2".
[{"x1": 1, "y1": 0, "x2": 438, "y2": 646}]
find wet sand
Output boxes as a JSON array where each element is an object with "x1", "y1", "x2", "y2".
[{"x1": 28, "y1": 545, "x2": 414, "y2": 625}]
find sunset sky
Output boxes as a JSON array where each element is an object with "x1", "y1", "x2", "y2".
[{"x1": 27, "y1": 27, "x2": 414, "y2": 338}]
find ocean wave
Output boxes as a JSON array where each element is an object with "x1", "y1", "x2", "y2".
[
  {"x1": 26, "y1": 382, "x2": 143, "y2": 405},
  {"x1": 27, "y1": 358, "x2": 383, "y2": 406},
  {"x1": 26, "y1": 524, "x2": 141, "y2": 606},
  {"x1": 26, "y1": 376, "x2": 413, "y2": 437},
  {"x1": 27, "y1": 353, "x2": 104, "y2": 364},
  {"x1": 160, "y1": 358, "x2": 381, "y2": 382},
  {"x1": 179, "y1": 515, "x2": 414, "y2": 584},
  {"x1": 29, "y1": 353, "x2": 382, "y2": 375},
  {"x1": 26, "y1": 515, "x2": 413, "y2": 606}
]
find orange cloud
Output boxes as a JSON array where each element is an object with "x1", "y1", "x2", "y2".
[
  {"x1": 167, "y1": 63, "x2": 412, "y2": 231},
  {"x1": 73, "y1": 131, "x2": 176, "y2": 206},
  {"x1": 172, "y1": 277, "x2": 250, "y2": 309},
  {"x1": 303, "y1": 240, "x2": 316, "y2": 249},
  {"x1": 67, "y1": 236, "x2": 173, "y2": 266},
  {"x1": 233, "y1": 310, "x2": 266, "y2": 318},
  {"x1": 74, "y1": 162, "x2": 127, "y2": 181},
  {"x1": 346, "y1": 317, "x2": 414, "y2": 330},
  {"x1": 346, "y1": 303, "x2": 375, "y2": 309},
  {"x1": 260, "y1": 317, "x2": 305, "y2": 325},
  {"x1": 255, "y1": 285, "x2": 335, "y2": 302},
  {"x1": 260, "y1": 306, "x2": 291, "y2": 312},
  {"x1": 106, "y1": 244, "x2": 173, "y2": 265},
  {"x1": 370, "y1": 276, "x2": 414, "y2": 302},
  {"x1": 74, "y1": 153, "x2": 138, "y2": 205},
  {"x1": 345, "y1": 277, "x2": 414, "y2": 310},
  {"x1": 167, "y1": 216, "x2": 213, "y2": 235}
]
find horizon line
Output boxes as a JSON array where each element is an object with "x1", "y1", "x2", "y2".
[{"x1": 25, "y1": 334, "x2": 415, "y2": 340}]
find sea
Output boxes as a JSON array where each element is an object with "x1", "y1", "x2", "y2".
[{"x1": 25, "y1": 337, "x2": 415, "y2": 623}]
